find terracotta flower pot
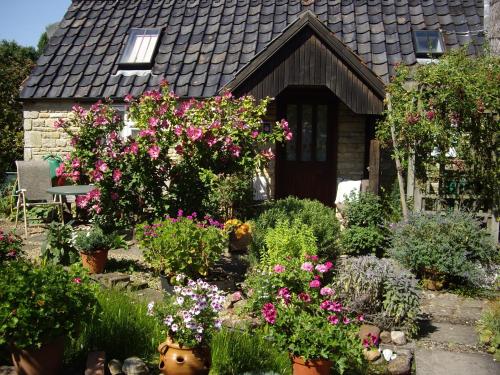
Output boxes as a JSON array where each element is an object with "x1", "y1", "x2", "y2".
[
  {"x1": 158, "y1": 338, "x2": 210, "y2": 375},
  {"x1": 229, "y1": 232, "x2": 252, "y2": 252},
  {"x1": 11, "y1": 336, "x2": 65, "y2": 375},
  {"x1": 291, "y1": 356, "x2": 333, "y2": 375},
  {"x1": 80, "y1": 249, "x2": 108, "y2": 274}
]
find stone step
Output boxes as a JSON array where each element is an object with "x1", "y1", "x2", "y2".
[
  {"x1": 415, "y1": 349, "x2": 500, "y2": 375},
  {"x1": 419, "y1": 321, "x2": 479, "y2": 346}
]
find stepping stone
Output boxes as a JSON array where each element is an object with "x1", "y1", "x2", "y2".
[
  {"x1": 415, "y1": 348, "x2": 500, "y2": 375},
  {"x1": 134, "y1": 288, "x2": 164, "y2": 303},
  {"x1": 420, "y1": 322, "x2": 479, "y2": 346}
]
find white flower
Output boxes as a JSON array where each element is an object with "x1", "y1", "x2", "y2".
[
  {"x1": 171, "y1": 323, "x2": 179, "y2": 332},
  {"x1": 176, "y1": 296, "x2": 184, "y2": 305},
  {"x1": 146, "y1": 301, "x2": 154, "y2": 316}
]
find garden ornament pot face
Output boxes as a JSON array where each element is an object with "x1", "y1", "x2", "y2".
[
  {"x1": 158, "y1": 339, "x2": 210, "y2": 375},
  {"x1": 11, "y1": 336, "x2": 65, "y2": 375},
  {"x1": 291, "y1": 356, "x2": 332, "y2": 375},
  {"x1": 80, "y1": 249, "x2": 108, "y2": 274}
]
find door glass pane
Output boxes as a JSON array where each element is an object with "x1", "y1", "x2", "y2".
[
  {"x1": 301, "y1": 105, "x2": 313, "y2": 161},
  {"x1": 286, "y1": 104, "x2": 297, "y2": 161},
  {"x1": 316, "y1": 105, "x2": 327, "y2": 161}
]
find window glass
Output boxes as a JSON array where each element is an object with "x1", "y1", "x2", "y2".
[
  {"x1": 316, "y1": 105, "x2": 327, "y2": 161},
  {"x1": 121, "y1": 29, "x2": 161, "y2": 65},
  {"x1": 301, "y1": 105, "x2": 313, "y2": 161},
  {"x1": 286, "y1": 104, "x2": 297, "y2": 161},
  {"x1": 414, "y1": 30, "x2": 444, "y2": 57}
]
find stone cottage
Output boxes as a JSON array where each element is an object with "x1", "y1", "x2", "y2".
[{"x1": 19, "y1": 0, "x2": 488, "y2": 206}]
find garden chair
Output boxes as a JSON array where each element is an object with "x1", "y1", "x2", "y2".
[{"x1": 15, "y1": 160, "x2": 64, "y2": 238}]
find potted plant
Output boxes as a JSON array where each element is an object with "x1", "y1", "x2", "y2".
[
  {"x1": 225, "y1": 219, "x2": 252, "y2": 252},
  {"x1": 0, "y1": 229, "x2": 23, "y2": 262},
  {"x1": 260, "y1": 256, "x2": 363, "y2": 374},
  {"x1": 74, "y1": 226, "x2": 126, "y2": 274},
  {"x1": 0, "y1": 261, "x2": 97, "y2": 375},
  {"x1": 150, "y1": 275, "x2": 226, "y2": 375},
  {"x1": 137, "y1": 211, "x2": 227, "y2": 291},
  {"x1": 41, "y1": 222, "x2": 79, "y2": 266}
]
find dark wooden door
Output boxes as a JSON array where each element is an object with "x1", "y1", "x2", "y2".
[{"x1": 276, "y1": 91, "x2": 337, "y2": 206}]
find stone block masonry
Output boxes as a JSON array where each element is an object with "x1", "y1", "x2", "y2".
[{"x1": 22, "y1": 101, "x2": 74, "y2": 160}]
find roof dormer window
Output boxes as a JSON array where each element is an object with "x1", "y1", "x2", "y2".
[
  {"x1": 413, "y1": 30, "x2": 445, "y2": 57},
  {"x1": 120, "y1": 28, "x2": 161, "y2": 68}
]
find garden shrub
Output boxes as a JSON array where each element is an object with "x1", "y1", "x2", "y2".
[
  {"x1": 261, "y1": 219, "x2": 317, "y2": 267},
  {"x1": 136, "y1": 212, "x2": 227, "y2": 280},
  {"x1": 477, "y1": 300, "x2": 500, "y2": 361},
  {"x1": 251, "y1": 197, "x2": 340, "y2": 259},
  {"x1": 57, "y1": 85, "x2": 291, "y2": 229},
  {"x1": 334, "y1": 256, "x2": 420, "y2": 336},
  {"x1": 0, "y1": 229, "x2": 23, "y2": 261},
  {"x1": 339, "y1": 192, "x2": 387, "y2": 256},
  {"x1": 390, "y1": 211, "x2": 497, "y2": 286}
]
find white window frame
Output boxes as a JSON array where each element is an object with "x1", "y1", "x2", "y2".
[{"x1": 120, "y1": 28, "x2": 161, "y2": 67}]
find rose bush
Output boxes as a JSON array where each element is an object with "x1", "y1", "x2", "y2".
[{"x1": 57, "y1": 83, "x2": 291, "y2": 228}]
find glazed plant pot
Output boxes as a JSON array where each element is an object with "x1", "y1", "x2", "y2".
[
  {"x1": 11, "y1": 336, "x2": 65, "y2": 375},
  {"x1": 80, "y1": 249, "x2": 108, "y2": 274},
  {"x1": 158, "y1": 339, "x2": 210, "y2": 375},
  {"x1": 291, "y1": 356, "x2": 333, "y2": 375}
]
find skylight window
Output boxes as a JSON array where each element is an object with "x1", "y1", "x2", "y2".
[
  {"x1": 413, "y1": 30, "x2": 445, "y2": 57},
  {"x1": 120, "y1": 28, "x2": 161, "y2": 67}
]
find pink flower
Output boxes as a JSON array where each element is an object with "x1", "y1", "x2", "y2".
[
  {"x1": 175, "y1": 144, "x2": 184, "y2": 155},
  {"x1": 139, "y1": 129, "x2": 156, "y2": 137},
  {"x1": 94, "y1": 116, "x2": 109, "y2": 126},
  {"x1": 95, "y1": 159, "x2": 108, "y2": 173},
  {"x1": 309, "y1": 279, "x2": 321, "y2": 288},
  {"x1": 205, "y1": 135, "x2": 217, "y2": 147},
  {"x1": 71, "y1": 170, "x2": 80, "y2": 182},
  {"x1": 229, "y1": 144, "x2": 241, "y2": 157},
  {"x1": 186, "y1": 126, "x2": 203, "y2": 141},
  {"x1": 148, "y1": 145, "x2": 160, "y2": 159},
  {"x1": 315, "y1": 264, "x2": 329, "y2": 273},
  {"x1": 277, "y1": 287, "x2": 291, "y2": 304},
  {"x1": 301, "y1": 262, "x2": 314, "y2": 272},
  {"x1": 343, "y1": 316, "x2": 350, "y2": 324},
  {"x1": 129, "y1": 142, "x2": 139, "y2": 154},
  {"x1": 320, "y1": 287, "x2": 334, "y2": 296},
  {"x1": 174, "y1": 125, "x2": 183, "y2": 136},
  {"x1": 124, "y1": 94, "x2": 134, "y2": 102},
  {"x1": 320, "y1": 300, "x2": 332, "y2": 310},
  {"x1": 273, "y1": 264, "x2": 285, "y2": 273},
  {"x1": 73, "y1": 277, "x2": 82, "y2": 284},
  {"x1": 91, "y1": 204, "x2": 102, "y2": 214},
  {"x1": 261, "y1": 303, "x2": 277, "y2": 324},
  {"x1": 55, "y1": 164, "x2": 65, "y2": 177},
  {"x1": 328, "y1": 315, "x2": 339, "y2": 325},
  {"x1": 309, "y1": 255, "x2": 319, "y2": 262},
  {"x1": 88, "y1": 188, "x2": 101, "y2": 201},
  {"x1": 280, "y1": 119, "x2": 289, "y2": 130},
  {"x1": 357, "y1": 315, "x2": 365, "y2": 322},
  {"x1": 148, "y1": 117, "x2": 159, "y2": 127},
  {"x1": 324, "y1": 261, "x2": 333, "y2": 271},
  {"x1": 298, "y1": 292, "x2": 311, "y2": 302},
  {"x1": 71, "y1": 158, "x2": 81, "y2": 168},
  {"x1": 285, "y1": 131, "x2": 293, "y2": 141},
  {"x1": 76, "y1": 195, "x2": 89, "y2": 208},
  {"x1": 261, "y1": 147, "x2": 274, "y2": 160},
  {"x1": 251, "y1": 130, "x2": 259, "y2": 139},
  {"x1": 112, "y1": 169, "x2": 122, "y2": 182},
  {"x1": 110, "y1": 192, "x2": 119, "y2": 201},
  {"x1": 53, "y1": 119, "x2": 65, "y2": 129}
]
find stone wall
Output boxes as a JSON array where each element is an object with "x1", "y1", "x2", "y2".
[
  {"x1": 23, "y1": 101, "x2": 74, "y2": 160},
  {"x1": 336, "y1": 102, "x2": 366, "y2": 181}
]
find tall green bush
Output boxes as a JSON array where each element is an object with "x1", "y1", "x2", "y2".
[
  {"x1": 390, "y1": 211, "x2": 497, "y2": 286},
  {"x1": 340, "y1": 192, "x2": 387, "y2": 256},
  {"x1": 251, "y1": 197, "x2": 340, "y2": 259}
]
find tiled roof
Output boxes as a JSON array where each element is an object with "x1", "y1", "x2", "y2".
[{"x1": 20, "y1": 0, "x2": 485, "y2": 100}]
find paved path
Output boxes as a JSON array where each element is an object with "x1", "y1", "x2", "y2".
[{"x1": 416, "y1": 291, "x2": 499, "y2": 375}]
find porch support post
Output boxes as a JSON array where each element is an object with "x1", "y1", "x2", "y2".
[{"x1": 368, "y1": 139, "x2": 380, "y2": 195}]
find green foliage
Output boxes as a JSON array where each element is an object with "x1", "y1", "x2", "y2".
[
  {"x1": 251, "y1": 197, "x2": 340, "y2": 259},
  {"x1": 477, "y1": 301, "x2": 500, "y2": 360},
  {"x1": 262, "y1": 220, "x2": 317, "y2": 266},
  {"x1": 340, "y1": 192, "x2": 388, "y2": 256},
  {"x1": 390, "y1": 211, "x2": 497, "y2": 286},
  {"x1": 73, "y1": 226, "x2": 127, "y2": 253},
  {"x1": 41, "y1": 222, "x2": 79, "y2": 266},
  {"x1": 137, "y1": 214, "x2": 227, "y2": 278},
  {"x1": 210, "y1": 328, "x2": 291, "y2": 375},
  {"x1": 335, "y1": 256, "x2": 420, "y2": 336},
  {"x1": 66, "y1": 288, "x2": 163, "y2": 364},
  {"x1": 340, "y1": 226, "x2": 386, "y2": 257},
  {"x1": 26, "y1": 205, "x2": 59, "y2": 224},
  {"x1": 377, "y1": 49, "x2": 500, "y2": 210},
  {"x1": 0, "y1": 180, "x2": 16, "y2": 219},
  {"x1": 0, "y1": 41, "x2": 38, "y2": 175},
  {"x1": 0, "y1": 261, "x2": 97, "y2": 349},
  {"x1": 0, "y1": 229, "x2": 23, "y2": 261}
]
